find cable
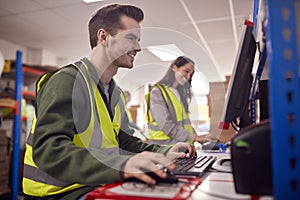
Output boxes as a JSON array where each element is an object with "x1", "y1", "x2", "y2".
[
  {"x1": 231, "y1": 121, "x2": 239, "y2": 132},
  {"x1": 206, "y1": 169, "x2": 232, "y2": 174}
]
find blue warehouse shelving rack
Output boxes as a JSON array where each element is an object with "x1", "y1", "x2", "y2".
[{"x1": 265, "y1": 0, "x2": 300, "y2": 199}]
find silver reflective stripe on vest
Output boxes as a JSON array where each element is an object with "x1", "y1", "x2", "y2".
[
  {"x1": 148, "y1": 119, "x2": 190, "y2": 131},
  {"x1": 148, "y1": 119, "x2": 191, "y2": 131},
  {"x1": 159, "y1": 86, "x2": 178, "y2": 123},
  {"x1": 147, "y1": 124, "x2": 161, "y2": 131},
  {"x1": 24, "y1": 133, "x2": 71, "y2": 187},
  {"x1": 118, "y1": 96, "x2": 126, "y2": 128},
  {"x1": 26, "y1": 132, "x2": 33, "y2": 146},
  {"x1": 182, "y1": 118, "x2": 191, "y2": 125},
  {"x1": 110, "y1": 86, "x2": 120, "y2": 115},
  {"x1": 87, "y1": 90, "x2": 103, "y2": 149},
  {"x1": 23, "y1": 164, "x2": 69, "y2": 187},
  {"x1": 86, "y1": 146, "x2": 121, "y2": 157}
]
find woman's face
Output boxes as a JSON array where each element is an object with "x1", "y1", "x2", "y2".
[{"x1": 173, "y1": 62, "x2": 194, "y2": 85}]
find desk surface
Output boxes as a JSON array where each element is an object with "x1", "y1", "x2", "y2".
[
  {"x1": 85, "y1": 148, "x2": 274, "y2": 200},
  {"x1": 191, "y1": 149, "x2": 274, "y2": 200}
]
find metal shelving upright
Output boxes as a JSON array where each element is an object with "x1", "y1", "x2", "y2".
[
  {"x1": 265, "y1": 0, "x2": 300, "y2": 199},
  {"x1": 11, "y1": 50, "x2": 22, "y2": 200}
]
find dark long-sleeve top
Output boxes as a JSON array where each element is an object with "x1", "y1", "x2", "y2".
[{"x1": 31, "y1": 58, "x2": 170, "y2": 198}]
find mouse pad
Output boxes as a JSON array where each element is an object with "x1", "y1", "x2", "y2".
[{"x1": 84, "y1": 177, "x2": 202, "y2": 200}]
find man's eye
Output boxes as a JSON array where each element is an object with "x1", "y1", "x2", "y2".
[{"x1": 127, "y1": 36, "x2": 135, "y2": 41}]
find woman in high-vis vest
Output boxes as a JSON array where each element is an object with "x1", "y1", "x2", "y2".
[
  {"x1": 146, "y1": 56, "x2": 208, "y2": 145},
  {"x1": 22, "y1": 4, "x2": 196, "y2": 200}
]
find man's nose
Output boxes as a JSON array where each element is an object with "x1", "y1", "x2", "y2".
[{"x1": 134, "y1": 42, "x2": 141, "y2": 52}]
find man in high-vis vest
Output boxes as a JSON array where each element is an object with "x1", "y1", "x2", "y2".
[{"x1": 22, "y1": 4, "x2": 196, "y2": 200}]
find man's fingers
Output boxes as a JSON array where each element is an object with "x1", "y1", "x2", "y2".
[
  {"x1": 140, "y1": 152, "x2": 175, "y2": 170},
  {"x1": 122, "y1": 151, "x2": 175, "y2": 183},
  {"x1": 167, "y1": 142, "x2": 198, "y2": 159}
]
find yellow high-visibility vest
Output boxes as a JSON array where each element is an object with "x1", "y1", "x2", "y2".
[
  {"x1": 22, "y1": 60, "x2": 125, "y2": 197},
  {"x1": 145, "y1": 84, "x2": 194, "y2": 144}
]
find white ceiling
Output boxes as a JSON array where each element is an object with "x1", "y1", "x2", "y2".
[{"x1": 0, "y1": 0, "x2": 255, "y2": 91}]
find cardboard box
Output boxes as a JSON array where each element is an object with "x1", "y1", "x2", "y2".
[{"x1": 0, "y1": 129, "x2": 11, "y2": 195}]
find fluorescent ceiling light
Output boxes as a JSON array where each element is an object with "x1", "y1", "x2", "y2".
[
  {"x1": 82, "y1": 0, "x2": 105, "y2": 3},
  {"x1": 147, "y1": 44, "x2": 184, "y2": 62}
]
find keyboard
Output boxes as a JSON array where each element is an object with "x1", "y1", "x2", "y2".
[{"x1": 172, "y1": 155, "x2": 217, "y2": 177}]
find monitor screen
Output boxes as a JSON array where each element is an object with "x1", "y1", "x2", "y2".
[{"x1": 219, "y1": 20, "x2": 257, "y2": 130}]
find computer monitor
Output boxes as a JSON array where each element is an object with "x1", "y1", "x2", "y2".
[{"x1": 219, "y1": 20, "x2": 257, "y2": 130}]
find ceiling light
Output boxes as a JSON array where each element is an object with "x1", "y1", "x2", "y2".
[
  {"x1": 82, "y1": 0, "x2": 105, "y2": 3},
  {"x1": 147, "y1": 44, "x2": 184, "y2": 62}
]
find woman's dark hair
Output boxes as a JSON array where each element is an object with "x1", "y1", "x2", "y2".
[
  {"x1": 157, "y1": 56, "x2": 195, "y2": 112},
  {"x1": 88, "y1": 4, "x2": 144, "y2": 49}
]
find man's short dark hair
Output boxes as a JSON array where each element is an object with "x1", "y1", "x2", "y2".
[{"x1": 88, "y1": 4, "x2": 144, "y2": 49}]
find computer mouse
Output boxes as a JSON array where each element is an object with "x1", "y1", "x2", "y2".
[
  {"x1": 201, "y1": 141, "x2": 220, "y2": 150},
  {"x1": 127, "y1": 168, "x2": 178, "y2": 184}
]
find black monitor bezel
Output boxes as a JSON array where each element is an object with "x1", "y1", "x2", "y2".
[{"x1": 219, "y1": 20, "x2": 257, "y2": 130}]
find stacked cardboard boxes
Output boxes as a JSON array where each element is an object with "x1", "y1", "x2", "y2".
[{"x1": 0, "y1": 129, "x2": 10, "y2": 195}]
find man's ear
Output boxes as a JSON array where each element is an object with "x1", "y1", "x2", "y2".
[{"x1": 97, "y1": 29, "x2": 108, "y2": 46}]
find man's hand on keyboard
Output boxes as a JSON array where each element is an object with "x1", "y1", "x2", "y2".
[
  {"x1": 166, "y1": 142, "x2": 197, "y2": 160},
  {"x1": 122, "y1": 151, "x2": 175, "y2": 185}
]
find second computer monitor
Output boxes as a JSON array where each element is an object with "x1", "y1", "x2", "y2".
[{"x1": 219, "y1": 20, "x2": 257, "y2": 130}]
